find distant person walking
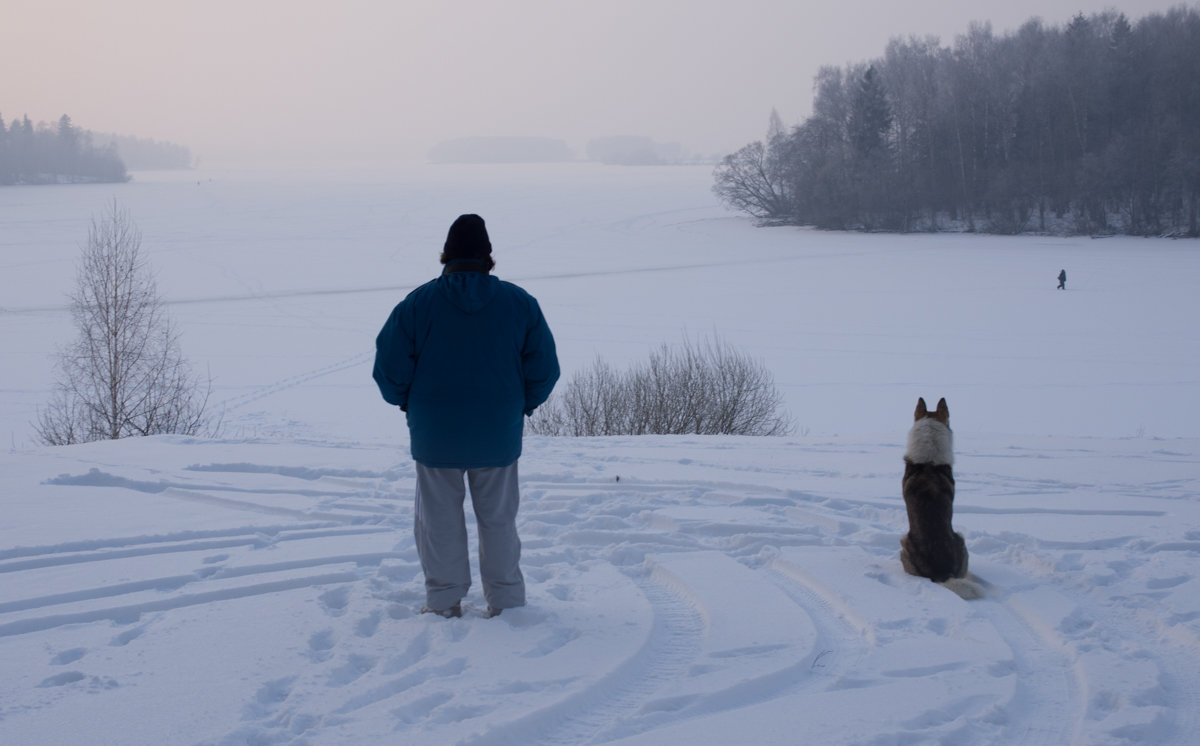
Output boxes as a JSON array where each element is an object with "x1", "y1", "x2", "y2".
[
  {"x1": 1057, "y1": 269, "x2": 1067, "y2": 290},
  {"x1": 373, "y1": 214, "x2": 560, "y2": 619}
]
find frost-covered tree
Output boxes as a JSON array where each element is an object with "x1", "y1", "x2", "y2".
[
  {"x1": 36, "y1": 201, "x2": 212, "y2": 445},
  {"x1": 716, "y1": 7, "x2": 1200, "y2": 236},
  {"x1": 712, "y1": 111, "x2": 794, "y2": 223}
]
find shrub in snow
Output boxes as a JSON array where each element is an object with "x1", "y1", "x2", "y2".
[{"x1": 528, "y1": 335, "x2": 793, "y2": 437}]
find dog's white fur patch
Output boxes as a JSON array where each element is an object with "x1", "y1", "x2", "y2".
[{"x1": 906, "y1": 418, "x2": 954, "y2": 465}]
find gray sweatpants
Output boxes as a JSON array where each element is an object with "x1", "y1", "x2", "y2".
[{"x1": 413, "y1": 461, "x2": 525, "y2": 612}]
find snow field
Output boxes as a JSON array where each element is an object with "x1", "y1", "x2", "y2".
[
  {"x1": 1, "y1": 163, "x2": 1199, "y2": 744},
  {"x1": 1, "y1": 432, "x2": 1198, "y2": 744}
]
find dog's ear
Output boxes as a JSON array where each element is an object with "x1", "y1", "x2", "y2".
[
  {"x1": 933, "y1": 397, "x2": 949, "y2": 425},
  {"x1": 915, "y1": 397, "x2": 928, "y2": 420}
]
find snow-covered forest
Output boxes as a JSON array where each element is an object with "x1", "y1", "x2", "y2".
[{"x1": 715, "y1": 7, "x2": 1200, "y2": 236}]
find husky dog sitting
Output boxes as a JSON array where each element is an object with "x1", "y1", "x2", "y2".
[{"x1": 900, "y1": 397, "x2": 968, "y2": 582}]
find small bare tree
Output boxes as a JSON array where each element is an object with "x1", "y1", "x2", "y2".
[
  {"x1": 528, "y1": 335, "x2": 793, "y2": 437},
  {"x1": 36, "y1": 201, "x2": 212, "y2": 445}
]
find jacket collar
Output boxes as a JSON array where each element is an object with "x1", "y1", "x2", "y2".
[{"x1": 442, "y1": 258, "x2": 491, "y2": 275}]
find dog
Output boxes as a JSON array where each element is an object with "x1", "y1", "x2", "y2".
[{"x1": 900, "y1": 397, "x2": 968, "y2": 583}]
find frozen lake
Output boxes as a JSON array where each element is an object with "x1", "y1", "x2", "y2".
[{"x1": 3, "y1": 163, "x2": 1197, "y2": 448}]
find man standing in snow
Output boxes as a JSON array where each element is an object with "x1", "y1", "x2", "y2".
[
  {"x1": 1057, "y1": 268, "x2": 1067, "y2": 290},
  {"x1": 373, "y1": 214, "x2": 559, "y2": 619}
]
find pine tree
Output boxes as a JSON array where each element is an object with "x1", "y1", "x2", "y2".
[{"x1": 848, "y1": 65, "x2": 892, "y2": 157}]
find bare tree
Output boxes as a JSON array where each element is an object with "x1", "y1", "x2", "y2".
[
  {"x1": 36, "y1": 201, "x2": 212, "y2": 445},
  {"x1": 527, "y1": 335, "x2": 793, "y2": 438},
  {"x1": 712, "y1": 110, "x2": 795, "y2": 223}
]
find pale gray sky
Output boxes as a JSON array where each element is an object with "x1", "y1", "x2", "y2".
[{"x1": 2, "y1": 0, "x2": 1184, "y2": 165}]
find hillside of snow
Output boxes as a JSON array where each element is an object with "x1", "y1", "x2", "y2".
[{"x1": 2, "y1": 164, "x2": 1198, "y2": 745}]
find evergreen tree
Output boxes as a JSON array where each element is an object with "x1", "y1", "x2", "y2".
[
  {"x1": 0, "y1": 112, "x2": 9, "y2": 184},
  {"x1": 848, "y1": 65, "x2": 891, "y2": 157}
]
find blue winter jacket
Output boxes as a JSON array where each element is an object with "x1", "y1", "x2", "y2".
[{"x1": 373, "y1": 269, "x2": 559, "y2": 468}]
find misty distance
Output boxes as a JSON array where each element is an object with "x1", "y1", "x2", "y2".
[{"x1": 4, "y1": 8, "x2": 1198, "y2": 237}]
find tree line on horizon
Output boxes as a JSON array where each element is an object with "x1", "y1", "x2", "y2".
[
  {"x1": 0, "y1": 113, "x2": 129, "y2": 184},
  {"x1": 0, "y1": 113, "x2": 193, "y2": 185},
  {"x1": 714, "y1": 7, "x2": 1200, "y2": 237}
]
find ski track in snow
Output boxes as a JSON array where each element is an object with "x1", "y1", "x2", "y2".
[
  {"x1": 213, "y1": 352, "x2": 376, "y2": 415},
  {"x1": 2, "y1": 437, "x2": 1198, "y2": 745}
]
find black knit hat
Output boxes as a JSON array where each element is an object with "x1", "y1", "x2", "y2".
[{"x1": 443, "y1": 214, "x2": 492, "y2": 261}]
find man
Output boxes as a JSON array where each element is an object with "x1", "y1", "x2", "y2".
[
  {"x1": 1057, "y1": 268, "x2": 1067, "y2": 290},
  {"x1": 373, "y1": 214, "x2": 559, "y2": 619}
]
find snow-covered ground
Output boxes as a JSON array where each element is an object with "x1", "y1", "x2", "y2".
[{"x1": 1, "y1": 164, "x2": 1198, "y2": 745}]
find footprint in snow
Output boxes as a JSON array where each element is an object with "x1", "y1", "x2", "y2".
[
  {"x1": 109, "y1": 625, "x2": 146, "y2": 647},
  {"x1": 307, "y1": 629, "x2": 335, "y2": 662},
  {"x1": 1145, "y1": 575, "x2": 1189, "y2": 590},
  {"x1": 50, "y1": 648, "x2": 87, "y2": 666},
  {"x1": 328, "y1": 654, "x2": 378, "y2": 686},
  {"x1": 242, "y1": 676, "x2": 296, "y2": 721},
  {"x1": 318, "y1": 586, "x2": 351, "y2": 616},
  {"x1": 356, "y1": 609, "x2": 383, "y2": 637},
  {"x1": 432, "y1": 702, "x2": 494, "y2": 724},
  {"x1": 38, "y1": 671, "x2": 86, "y2": 687}
]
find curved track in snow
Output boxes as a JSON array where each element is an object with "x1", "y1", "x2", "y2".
[{"x1": 3, "y1": 435, "x2": 1199, "y2": 745}]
